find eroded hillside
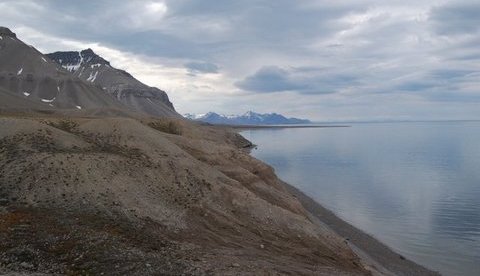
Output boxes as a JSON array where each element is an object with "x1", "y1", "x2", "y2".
[{"x1": 0, "y1": 116, "x2": 368, "y2": 275}]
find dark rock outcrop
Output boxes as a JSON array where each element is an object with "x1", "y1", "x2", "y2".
[{"x1": 0, "y1": 27, "x2": 16, "y2": 38}]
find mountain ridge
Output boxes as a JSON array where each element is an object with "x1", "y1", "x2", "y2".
[
  {"x1": 0, "y1": 27, "x2": 126, "y2": 112},
  {"x1": 184, "y1": 111, "x2": 311, "y2": 125},
  {"x1": 47, "y1": 49, "x2": 179, "y2": 118}
]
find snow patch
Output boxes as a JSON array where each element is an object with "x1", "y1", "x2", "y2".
[
  {"x1": 64, "y1": 64, "x2": 81, "y2": 72},
  {"x1": 23, "y1": 92, "x2": 30, "y2": 97},
  {"x1": 17, "y1": 68, "x2": 23, "y2": 75},
  {"x1": 86, "y1": 71, "x2": 99, "y2": 82},
  {"x1": 78, "y1": 67, "x2": 85, "y2": 77},
  {"x1": 41, "y1": 57, "x2": 47, "y2": 62},
  {"x1": 147, "y1": 98, "x2": 154, "y2": 104},
  {"x1": 76, "y1": 105, "x2": 82, "y2": 110},
  {"x1": 79, "y1": 51, "x2": 84, "y2": 65},
  {"x1": 41, "y1": 97, "x2": 56, "y2": 103},
  {"x1": 62, "y1": 52, "x2": 84, "y2": 72},
  {"x1": 90, "y1": 63, "x2": 101, "y2": 69},
  {"x1": 0, "y1": 36, "x2": 2, "y2": 40},
  {"x1": 57, "y1": 86, "x2": 60, "y2": 92}
]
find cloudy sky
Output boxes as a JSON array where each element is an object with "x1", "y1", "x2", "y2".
[{"x1": 2, "y1": 0, "x2": 479, "y2": 121}]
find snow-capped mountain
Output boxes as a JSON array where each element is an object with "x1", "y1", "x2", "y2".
[
  {"x1": 47, "y1": 49, "x2": 178, "y2": 117},
  {"x1": 0, "y1": 27, "x2": 125, "y2": 111},
  {"x1": 184, "y1": 111, "x2": 311, "y2": 125}
]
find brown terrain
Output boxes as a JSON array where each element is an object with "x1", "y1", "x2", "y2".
[{"x1": 0, "y1": 114, "x2": 366, "y2": 275}]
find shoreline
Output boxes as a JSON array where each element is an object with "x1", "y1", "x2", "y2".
[
  {"x1": 210, "y1": 123, "x2": 351, "y2": 129},
  {"x1": 281, "y1": 180, "x2": 440, "y2": 275},
  {"x1": 238, "y1": 127, "x2": 440, "y2": 275}
]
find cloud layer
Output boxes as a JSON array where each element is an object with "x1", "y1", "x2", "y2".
[{"x1": 1, "y1": 0, "x2": 479, "y2": 121}]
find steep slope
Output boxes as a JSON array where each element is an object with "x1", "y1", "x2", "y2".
[
  {"x1": 47, "y1": 49, "x2": 179, "y2": 118},
  {"x1": 0, "y1": 27, "x2": 125, "y2": 112},
  {"x1": 186, "y1": 111, "x2": 311, "y2": 125}
]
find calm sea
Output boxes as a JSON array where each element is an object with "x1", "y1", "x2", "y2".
[{"x1": 242, "y1": 122, "x2": 480, "y2": 276}]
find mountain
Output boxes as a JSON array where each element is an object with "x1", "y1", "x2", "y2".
[
  {"x1": 47, "y1": 49, "x2": 179, "y2": 118},
  {"x1": 185, "y1": 111, "x2": 311, "y2": 125},
  {"x1": 0, "y1": 27, "x2": 125, "y2": 112}
]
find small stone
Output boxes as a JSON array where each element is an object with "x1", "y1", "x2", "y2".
[
  {"x1": 146, "y1": 263, "x2": 152, "y2": 267},
  {"x1": 232, "y1": 263, "x2": 240, "y2": 267},
  {"x1": 260, "y1": 244, "x2": 265, "y2": 249},
  {"x1": 20, "y1": 262, "x2": 33, "y2": 269}
]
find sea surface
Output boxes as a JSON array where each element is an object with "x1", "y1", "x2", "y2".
[{"x1": 242, "y1": 122, "x2": 480, "y2": 276}]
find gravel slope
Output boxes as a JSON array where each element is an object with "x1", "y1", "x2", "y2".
[{"x1": 0, "y1": 115, "x2": 371, "y2": 275}]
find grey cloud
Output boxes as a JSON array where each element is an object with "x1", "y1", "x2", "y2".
[
  {"x1": 392, "y1": 68, "x2": 480, "y2": 103},
  {"x1": 235, "y1": 66, "x2": 307, "y2": 93},
  {"x1": 430, "y1": 69, "x2": 476, "y2": 80},
  {"x1": 236, "y1": 66, "x2": 361, "y2": 94},
  {"x1": 430, "y1": 2, "x2": 480, "y2": 35},
  {"x1": 1, "y1": 0, "x2": 364, "y2": 60},
  {"x1": 397, "y1": 82, "x2": 437, "y2": 92},
  {"x1": 185, "y1": 62, "x2": 219, "y2": 74}
]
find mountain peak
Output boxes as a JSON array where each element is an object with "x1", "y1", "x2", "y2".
[
  {"x1": 81, "y1": 48, "x2": 95, "y2": 55},
  {"x1": 0, "y1": 27, "x2": 16, "y2": 38},
  {"x1": 46, "y1": 49, "x2": 110, "y2": 72},
  {"x1": 80, "y1": 48, "x2": 110, "y2": 65}
]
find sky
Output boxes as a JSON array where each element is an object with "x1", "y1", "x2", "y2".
[{"x1": 1, "y1": 0, "x2": 479, "y2": 121}]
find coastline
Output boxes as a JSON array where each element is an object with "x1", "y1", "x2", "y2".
[
  {"x1": 277, "y1": 174, "x2": 440, "y2": 275},
  {"x1": 228, "y1": 124, "x2": 351, "y2": 129},
  {"x1": 238, "y1": 129, "x2": 440, "y2": 275}
]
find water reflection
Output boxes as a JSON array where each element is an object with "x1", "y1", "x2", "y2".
[{"x1": 243, "y1": 122, "x2": 480, "y2": 276}]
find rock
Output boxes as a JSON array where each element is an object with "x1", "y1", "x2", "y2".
[
  {"x1": 20, "y1": 261, "x2": 34, "y2": 269},
  {"x1": 0, "y1": 27, "x2": 16, "y2": 38},
  {"x1": 260, "y1": 244, "x2": 265, "y2": 249},
  {"x1": 232, "y1": 263, "x2": 240, "y2": 267}
]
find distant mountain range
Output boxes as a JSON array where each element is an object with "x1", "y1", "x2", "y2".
[{"x1": 184, "y1": 111, "x2": 311, "y2": 125}]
